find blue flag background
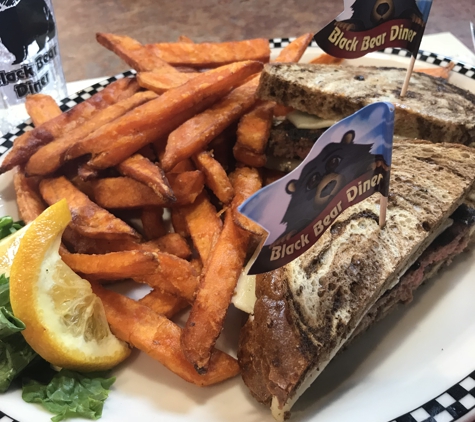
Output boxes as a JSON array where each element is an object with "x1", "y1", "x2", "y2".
[{"x1": 239, "y1": 102, "x2": 395, "y2": 274}]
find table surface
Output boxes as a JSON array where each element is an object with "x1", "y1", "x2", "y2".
[{"x1": 51, "y1": 0, "x2": 475, "y2": 82}]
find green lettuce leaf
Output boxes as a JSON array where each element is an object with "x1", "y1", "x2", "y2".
[
  {"x1": 0, "y1": 272, "x2": 38, "y2": 392},
  {"x1": 0, "y1": 273, "x2": 9, "y2": 306},
  {"x1": 0, "y1": 276, "x2": 25, "y2": 339},
  {"x1": 0, "y1": 217, "x2": 24, "y2": 240},
  {"x1": 22, "y1": 369, "x2": 116, "y2": 422},
  {"x1": 0, "y1": 333, "x2": 38, "y2": 393},
  {"x1": 0, "y1": 220, "x2": 114, "y2": 420},
  {"x1": 0, "y1": 307, "x2": 26, "y2": 339}
]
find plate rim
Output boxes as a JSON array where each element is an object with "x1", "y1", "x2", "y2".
[{"x1": 1, "y1": 38, "x2": 475, "y2": 422}]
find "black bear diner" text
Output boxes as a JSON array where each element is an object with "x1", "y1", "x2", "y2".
[{"x1": 0, "y1": 44, "x2": 59, "y2": 98}]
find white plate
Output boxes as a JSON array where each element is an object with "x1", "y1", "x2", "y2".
[{"x1": 1, "y1": 39, "x2": 475, "y2": 422}]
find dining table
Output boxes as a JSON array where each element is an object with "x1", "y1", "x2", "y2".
[{"x1": 2, "y1": 3, "x2": 475, "y2": 421}]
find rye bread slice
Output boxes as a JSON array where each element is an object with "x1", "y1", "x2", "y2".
[
  {"x1": 257, "y1": 63, "x2": 475, "y2": 145},
  {"x1": 238, "y1": 140, "x2": 475, "y2": 420}
]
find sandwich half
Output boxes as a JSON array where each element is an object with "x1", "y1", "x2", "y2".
[
  {"x1": 258, "y1": 63, "x2": 475, "y2": 147},
  {"x1": 237, "y1": 139, "x2": 475, "y2": 420}
]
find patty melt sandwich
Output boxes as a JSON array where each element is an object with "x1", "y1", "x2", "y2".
[
  {"x1": 261, "y1": 63, "x2": 475, "y2": 144},
  {"x1": 236, "y1": 64, "x2": 475, "y2": 420}
]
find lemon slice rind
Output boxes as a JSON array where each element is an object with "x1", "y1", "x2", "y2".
[{"x1": 10, "y1": 200, "x2": 130, "y2": 372}]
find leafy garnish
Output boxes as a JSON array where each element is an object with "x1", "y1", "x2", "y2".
[
  {"x1": 0, "y1": 274, "x2": 9, "y2": 306},
  {"x1": 0, "y1": 219, "x2": 115, "y2": 420},
  {"x1": 22, "y1": 369, "x2": 116, "y2": 422},
  {"x1": 0, "y1": 333, "x2": 38, "y2": 392},
  {"x1": 0, "y1": 216, "x2": 24, "y2": 239},
  {"x1": 0, "y1": 307, "x2": 26, "y2": 339},
  {"x1": 0, "y1": 273, "x2": 38, "y2": 393}
]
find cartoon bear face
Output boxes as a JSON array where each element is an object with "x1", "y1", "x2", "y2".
[
  {"x1": 371, "y1": 0, "x2": 395, "y2": 24},
  {"x1": 339, "y1": 0, "x2": 423, "y2": 31},
  {"x1": 279, "y1": 130, "x2": 379, "y2": 240}
]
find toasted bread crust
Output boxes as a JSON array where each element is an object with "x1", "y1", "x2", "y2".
[
  {"x1": 238, "y1": 269, "x2": 315, "y2": 406},
  {"x1": 257, "y1": 64, "x2": 475, "y2": 145}
]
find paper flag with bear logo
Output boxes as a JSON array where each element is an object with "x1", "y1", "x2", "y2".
[
  {"x1": 238, "y1": 102, "x2": 395, "y2": 275},
  {"x1": 314, "y1": 0, "x2": 432, "y2": 58}
]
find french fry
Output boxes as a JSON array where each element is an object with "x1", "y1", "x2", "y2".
[
  {"x1": 137, "y1": 71, "x2": 195, "y2": 94},
  {"x1": 141, "y1": 208, "x2": 167, "y2": 240},
  {"x1": 92, "y1": 283, "x2": 240, "y2": 385},
  {"x1": 181, "y1": 210, "x2": 250, "y2": 371},
  {"x1": 273, "y1": 33, "x2": 313, "y2": 63},
  {"x1": 25, "y1": 90, "x2": 157, "y2": 176},
  {"x1": 65, "y1": 61, "x2": 263, "y2": 170},
  {"x1": 273, "y1": 104, "x2": 293, "y2": 117},
  {"x1": 139, "y1": 289, "x2": 189, "y2": 319},
  {"x1": 171, "y1": 208, "x2": 190, "y2": 238},
  {"x1": 178, "y1": 35, "x2": 194, "y2": 43},
  {"x1": 233, "y1": 143, "x2": 267, "y2": 168},
  {"x1": 69, "y1": 174, "x2": 95, "y2": 198},
  {"x1": 161, "y1": 75, "x2": 261, "y2": 171},
  {"x1": 60, "y1": 249, "x2": 159, "y2": 280},
  {"x1": 25, "y1": 94, "x2": 62, "y2": 126},
  {"x1": 415, "y1": 62, "x2": 455, "y2": 79},
  {"x1": 173, "y1": 66, "x2": 200, "y2": 73},
  {"x1": 61, "y1": 227, "x2": 141, "y2": 254},
  {"x1": 77, "y1": 162, "x2": 99, "y2": 181},
  {"x1": 145, "y1": 233, "x2": 192, "y2": 260},
  {"x1": 147, "y1": 39, "x2": 270, "y2": 68},
  {"x1": 229, "y1": 166, "x2": 265, "y2": 235},
  {"x1": 190, "y1": 258, "x2": 203, "y2": 274},
  {"x1": 230, "y1": 34, "x2": 312, "y2": 168},
  {"x1": 0, "y1": 77, "x2": 140, "y2": 174},
  {"x1": 62, "y1": 227, "x2": 180, "y2": 259},
  {"x1": 117, "y1": 153, "x2": 175, "y2": 201},
  {"x1": 233, "y1": 100, "x2": 273, "y2": 168},
  {"x1": 235, "y1": 101, "x2": 274, "y2": 154},
  {"x1": 136, "y1": 252, "x2": 199, "y2": 302},
  {"x1": 96, "y1": 32, "x2": 179, "y2": 74},
  {"x1": 179, "y1": 192, "x2": 223, "y2": 263},
  {"x1": 167, "y1": 158, "x2": 195, "y2": 174},
  {"x1": 309, "y1": 52, "x2": 344, "y2": 65},
  {"x1": 94, "y1": 172, "x2": 202, "y2": 209},
  {"x1": 192, "y1": 151, "x2": 234, "y2": 204},
  {"x1": 13, "y1": 168, "x2": 46, "y2": 223},
  {"x1": 167, "y1": 170, "x2": 205, "y2": 205},
  {"x1": 93, "y1": 177, "x2": 172, "y2": 209},
  {"x1": 40, "y1": 176, "x2": 140, "y2": 240}
]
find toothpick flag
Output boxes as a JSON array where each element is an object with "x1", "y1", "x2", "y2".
[
  {"x1": 314, "y1": 0, "x2": 433, "y2": 96},
  {"x1": 239, "y1": 102, "x2": 395, "y2": 274}
]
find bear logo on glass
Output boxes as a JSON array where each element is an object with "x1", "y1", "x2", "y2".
[{"x1": 0, "y1": 0, "x2": 56, "y2": 64}]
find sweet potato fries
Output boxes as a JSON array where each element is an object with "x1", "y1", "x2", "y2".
[{"x1": 5, "y1": 33, "x2": 314, "y2": 388}]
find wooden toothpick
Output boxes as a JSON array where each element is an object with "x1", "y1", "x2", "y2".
[
  {"x1": 400, "y1": 55, "x2": 417, "y2": 98},
  {"x1": 379, "y1": 194, "x2": 388, "y2": 228}
]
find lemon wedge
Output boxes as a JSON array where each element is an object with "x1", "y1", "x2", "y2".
[
  {"x1": 0, "y1": 222, "x2": 29, "y2": 276},
  {"x1": 9, "y1": 199, "x2": 130, "y2": 371}
]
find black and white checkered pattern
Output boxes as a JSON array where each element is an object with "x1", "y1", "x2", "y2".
[
  {"x1": 0, "y1": 411, "x2": 19, "y2": 422},
  {"x1": 269, "y1": 38, "x2": 475, "y2": 81},
  {"x1": 382, "y1": 47, "x2": 475, "y2": 80},
  {"x1": 2, "y1": 40, "x2": 475, "y2": 422},
  {"x1": 0, "y1": 70, "x2": 136, "y2": 156},
  {"x1": 391, "y1": 370, "x2": 475, "y2": 422}
]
